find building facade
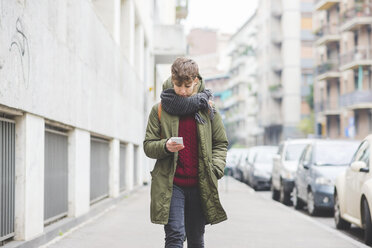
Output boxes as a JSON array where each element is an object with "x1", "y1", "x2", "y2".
[
  {"x1": 314, "y1": 0, "x2": 372, "y2": 140},
  {"x1": 256, "y1": 0, "x2": 315, "y2": 145},
  {"x1": 223, "y1": 12, "x2": 261, "y2": 147},
  {"x1": 186, "y1": 28, "x2": 231, "y2": 78},
  {"x1": 0, "y1": 0, "x2": 186, "y2": 246}
]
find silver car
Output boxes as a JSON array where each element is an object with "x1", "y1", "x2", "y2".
[
  {"x1": 247, "y1": 146, "x2": 278, "y2": 190},
  {"x1": 271, "y1": 139, "x2": 313, "y2": 205},
  {"x1": 293, "y1": 140, "x2": 359, "y2": 216}
]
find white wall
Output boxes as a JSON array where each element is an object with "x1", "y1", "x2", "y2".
[{"x1": 0, "y1": 0, "x2": 144, "y2": 145}]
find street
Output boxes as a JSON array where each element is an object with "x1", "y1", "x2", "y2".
[
  {"x1": 257, "y1": 190, "x2": 366, "y2": 245},
  {"x1": 42, "y1": 177, "x2": 368, "y2": 248}
]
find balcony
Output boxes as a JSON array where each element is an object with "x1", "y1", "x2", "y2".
[
  {"x1": 271, "y1": 1, "x2": 282, "y2": 18},
  {"x1": 315, "y1": 102, "x2": 325, "y2": 112},
  {"x1": 340, "y1": 47, "x2": 372, "y2": 71},
  {"x1": 324, "y1": 98, "x2": 341, "y2": 115},
  {"x1": 340, "y1": 4, "x2": 372, "y2": 31},
  {"x1": 340, "y1": 90, "x2": 372, "y2": 109},
  {"x1": 271, "y1": 34, "x2": 282, "y2": 45},
  {"x1": 315, "y1": 0, "x2": 340, "y2": 11},
  {"x1": 316, "y1": 60, "x2": 340, "y2": 80},
  {"x1": 314, "y1": 24, "x2": 340, "y2": 46},
  {"x1": 153, "y1": 25, "x2": 186, "y2": 64},
  {"x1": 271, "y1": 60, "x2": 283, "y2": 73},
  {"x1": 269, "y1": 84, "x2": 283, "y2": 100}
]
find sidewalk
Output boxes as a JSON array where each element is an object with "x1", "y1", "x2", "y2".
[{"x1": 44, "y1": 177, "x2": 368, "y2": 248}]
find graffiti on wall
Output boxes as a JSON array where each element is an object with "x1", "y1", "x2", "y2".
[{"x1": 9, "y1": 17, "x2": 30, "y2": 88}]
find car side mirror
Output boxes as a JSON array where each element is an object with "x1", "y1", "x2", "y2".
[
  {"x1": 303, "y1": 161, "x2": 310, "y2": 170},
  {"x1": 351, "y1": 161, "x2": 369, "y2": 173}
]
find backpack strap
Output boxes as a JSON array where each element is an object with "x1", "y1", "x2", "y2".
[
  {"x1": 158, "y1": 102, "x2": 162, "y2": 121},
  {"x1": 157, "y1": 103, "x2": 163, "y2": 139}
]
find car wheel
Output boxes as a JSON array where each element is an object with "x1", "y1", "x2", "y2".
[
  {"x1": 239, "y1": 171, "x2": 244, "y2": 182},
  {"x1": 362, "y1": 199, "x2": 372, "y2": 245},
  {"x1": 334, "y1": 193, "x2": 350, "y2": 230},
  {"x1": 307, "y1": 190, "x2": 318, "y2": 216},
  {"x1": 271, "y1": 184, "x2": 280, "y2": 201},
  {"x1": 279, "y1": 183, "x2": 291, "y2": 206},
  {"x1": 293, "y1": 186, "x2": 304, "y2": 210}
]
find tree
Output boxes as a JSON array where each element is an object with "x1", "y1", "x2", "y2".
[{"x1": 298, "y1": 112, "x2": 315, "y2": 136}]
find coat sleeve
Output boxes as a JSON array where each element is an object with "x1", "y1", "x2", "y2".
[
  {"x1": 143, "y1": 104, "x2": 172, "y2": 160},
  {"x1": 211, "y1": 109, "x2": 228, "y2": 179}
]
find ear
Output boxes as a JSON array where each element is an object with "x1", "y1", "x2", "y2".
[{"x1": 191, "y1": 80, "x2": 200, "y2": 95}]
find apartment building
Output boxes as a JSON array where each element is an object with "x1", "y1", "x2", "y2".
[
  {"x1": 222, "y1": 12, "x2": 261, "y2": 146},
  {"x1": 186, "y1": 28, "x2": 231, "y2": 78},
  {"x1": 0, "y1": 0, "x2": 186, "y2": 246},
  {"x1": 314, "y1": 0, "x2": 372, "y2": 140},
  {"x1": 256, "y1": 0, "x2": 315, "y2": 145}
]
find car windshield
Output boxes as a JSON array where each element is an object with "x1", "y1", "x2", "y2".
[
  {"x1": 314, "y1": 142, "x2": 359, "y2": 166},
  {"x1": 227, "y1": 149, "x2": 248, "y2": 166},
  {"x1": 284, "y1": 144, "x2": 307, "y2": 161},
  {"x1": 255, "y1": 148, "x2": 277, "y2": 165},
  {"x1": 226, "y1": 153, "x2": 239, "y2": 165}
]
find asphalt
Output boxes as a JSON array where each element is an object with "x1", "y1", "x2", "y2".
[{"x1": 42, "y1": 177, "x2": 369, "y2": 248}]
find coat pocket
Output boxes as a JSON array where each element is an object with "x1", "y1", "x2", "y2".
[{"x1": 208, "y1": 162, "x2": 218, "y2": 187}]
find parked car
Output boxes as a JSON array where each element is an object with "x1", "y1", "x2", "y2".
[
  {"x1": 244, "y1": 147, "x2": 259, "y2": 186},
  {"x1": 247, "y1": 146, "x2": 278, "y2": 190},
  {"x1": 293, "y1": 140, "x2": 359, "y2": 216},
  {"x1": 334, "y1": 135, "x2": 372, "y2": 246},
  {"x1": 271, "y1": 139, "x2": 313, "y2": 205},
  {"x1": 235, "y1": 149, "x2": 249, "y2": 182},
  {"x1": 226, "y1": 148, "x2": 248, "y2": 179}
]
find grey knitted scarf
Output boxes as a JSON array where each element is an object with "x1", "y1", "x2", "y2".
[{"x1": 160, "y1": 88, "x2": 216, "y2": 124}]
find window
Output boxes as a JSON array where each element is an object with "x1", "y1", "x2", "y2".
[
  {"x1": 354, "y1": 69, "x2": 359, "y2": 90},
  {"x1": 277, "y1": 144, "x2": 284, "y2": 156},
  {"x1": 352, "y1": 141, "x2": 370, "y2": 167},
  {"x1": 301, "y1": 17, "x2": 312, "y2": 30},
  {"x1": 354, "y1": 31, "x2": 359, "y2": 49},
  {"x1": 355, "y1": 111, "x2": 359, "y2": 135},
  {"x1": 300, "y1": 145, "x2": 312, "y2": 166},
  {"x1": 327, "y1": 117, "x2": 330, "y2": 136}
]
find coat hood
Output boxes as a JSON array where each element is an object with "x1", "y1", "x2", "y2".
[{"x1": 162, "y1": 75, "x2": 206, "y2": 93}]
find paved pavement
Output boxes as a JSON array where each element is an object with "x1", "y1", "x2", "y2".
[{"x1": 43, "y1": 177, "x2": 369, "y2": 248}]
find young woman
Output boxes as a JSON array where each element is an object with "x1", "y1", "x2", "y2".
[{"x1": 143, "y1": 57, "x2": 228, "y2": 248}]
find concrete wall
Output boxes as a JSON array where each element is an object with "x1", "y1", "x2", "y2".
[
  {"x1": 0, "y1": 0, "x2": 145, "y2": 144},
  {"x1": 0, "y1": 0, "x2": 175, "y2": 243}
]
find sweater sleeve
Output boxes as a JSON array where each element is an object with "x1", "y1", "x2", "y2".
[{"x1": 143, "y1": 104, "x2": 173, "y2": 160}]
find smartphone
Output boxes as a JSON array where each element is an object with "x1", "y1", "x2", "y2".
[{"x1": 170, "y1": 137, "x2": 183, "y2": 145}]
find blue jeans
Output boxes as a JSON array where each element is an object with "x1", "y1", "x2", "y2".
[{"x1": 164, "y1": 185, "x2": 205, "y2": 248}]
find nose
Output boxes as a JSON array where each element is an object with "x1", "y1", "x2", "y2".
[{"x1": 180, "y1": 89, "x2": 186, "y2": 96}]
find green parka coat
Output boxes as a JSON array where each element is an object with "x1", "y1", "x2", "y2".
[{"x1": 143, "y1": 77, "x2": 228, "y2": 225}]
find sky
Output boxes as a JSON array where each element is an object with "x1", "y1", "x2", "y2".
[{"x1": 184, "y1": 0, "x2": 258, "y2": 34}]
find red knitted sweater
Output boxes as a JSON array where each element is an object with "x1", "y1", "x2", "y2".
[{"x1": 173, "y1": 115, "x2": 199, "y2": 187}]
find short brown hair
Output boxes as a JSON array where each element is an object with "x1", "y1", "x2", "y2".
[{"x1": 171, "y1": 57, "x2": 199, "y2": 86}]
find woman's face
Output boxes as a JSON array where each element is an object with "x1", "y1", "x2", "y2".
[{"x1": 173, "y1": 78, "x2": 198, "y2": 97}]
